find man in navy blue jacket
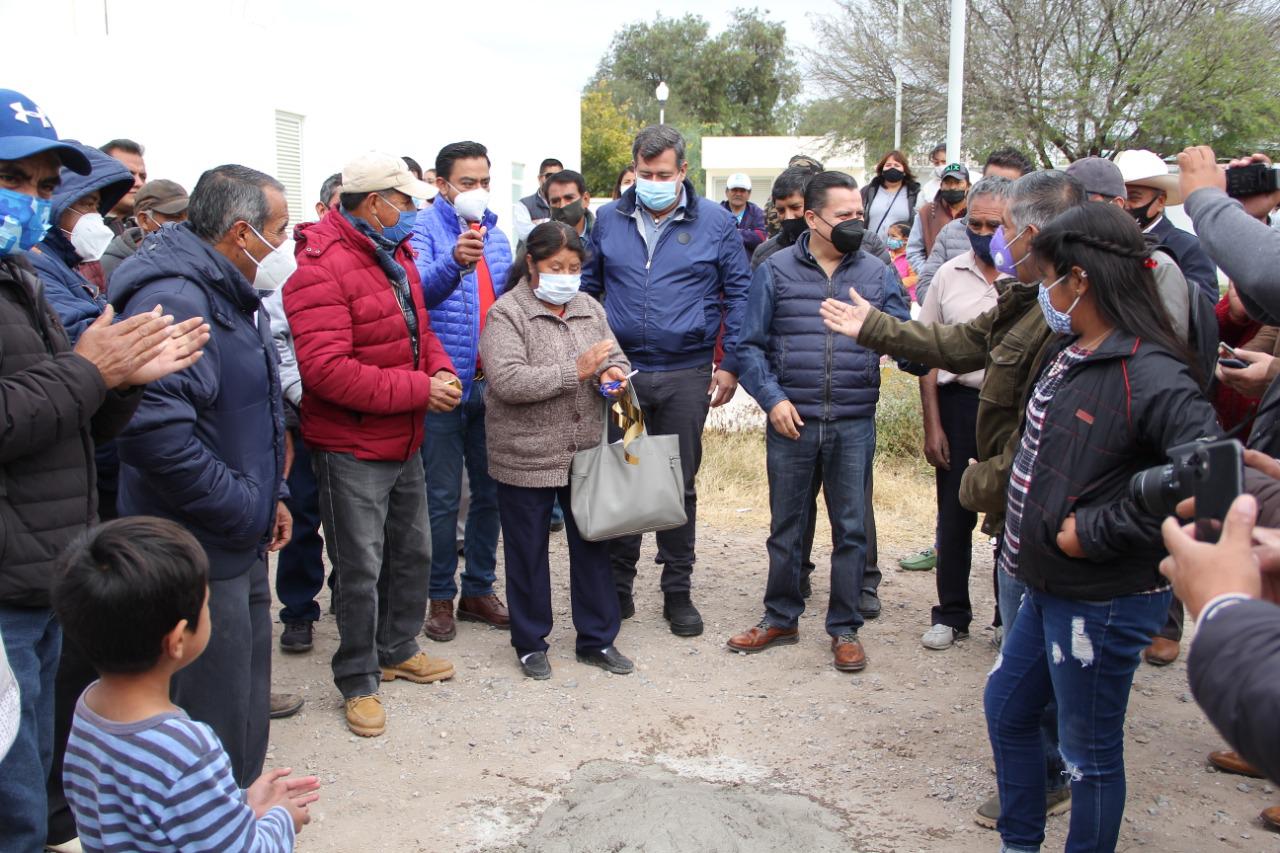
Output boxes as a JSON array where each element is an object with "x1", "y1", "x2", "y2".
[
  {"x1": 112, "y1": 165, "x2": 291, "y2": 788},
  {"x1": 582, "y1": 125, "x2": 750, "y2": 636},
  {"x1": 730, "y1": 171, "x2": 914, "y2": 673}
]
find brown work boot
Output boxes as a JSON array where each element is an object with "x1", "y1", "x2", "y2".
[
  {"x1": 345, "y1": 694, "x2": 385, "y2": 737},
  {"x1": 424, "y1": 599, "x2": 456, "y2": 642},
  {"x1": 1142, "y1": 636, "x2": 1180, "y2": 666},
  {"x1": 458, "y1": 593, "x2": 510, "y2": 629},
  {"x1": 268, "y1": 692, "x2": 304, "y2": 719},
  {"x1": 1209, "y1": 749, "x2": 1264, "y2": 778},
  {"x1": 1263, "y1": 804, "x2": 1280, "y2": 831},
  {"x1": 726, "y1": 618, "x2": 798, "y2": 653},
  {"x1": 381, "y1": 651, "x2": 455, "y2": 684},
  {"x1": 831, "y1": 633, "x2": 867, "y2": 672}
]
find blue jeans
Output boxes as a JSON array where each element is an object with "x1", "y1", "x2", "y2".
[
  {"x1": 985, "y1": 584, "x2": 1172, "y2": 852},
  {"x1": 0, "y1": 606, "x2": 61, "y2": 853},
  {"x1": 424, "y1": 380, "x2": 499, "y2": 601},
  {"x1": 277, "y1": 431, "x2": 328, "y2": 623},
  {"x1": 764, "y1": 417, "x2": 874, "y2": 636},
  {"x1": 997, "y1": 569, "x2": 1068, "y2": 798}
]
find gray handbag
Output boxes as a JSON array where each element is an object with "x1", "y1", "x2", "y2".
[{"x1": 569, "y1": 384, "x2": 687, "y2": 542}]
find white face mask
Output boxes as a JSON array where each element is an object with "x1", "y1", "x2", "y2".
[
  {"x1": 449, "y1": 182, "x2": 490, "y2": 223},
  {"x1": 244, "y1": 224, "x2": 297, "y2": 292},
  {"x1": 533, "y1": 272, "x2": 581, "y2": 305},
  {"x1": 67, "y1": 211, "x2": 115, "y2": 261}
]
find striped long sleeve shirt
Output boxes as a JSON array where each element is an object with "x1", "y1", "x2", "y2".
[{"x1": 63, "y1": 691, "x2": 295, "y2": 852}]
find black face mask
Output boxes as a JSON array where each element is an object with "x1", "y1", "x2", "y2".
[
  {"x1": 779, "y1": 217, "x2": 807, "y2": 245},
  {"x1": 881, "y1": 167, "x2": 905, "y2": 184},
  {"x1": 550, "y1": 199, "x2": 585, "y2": 227},
  {"x1": 1129, "y1": 198, "x2": 1158, "y2": 229},
  {"x1": 820, "y1": 217, "x2": 865, "y2": 255},
  {"x1": 938, "y1": 188, "x2": 967, "y2": 206}
]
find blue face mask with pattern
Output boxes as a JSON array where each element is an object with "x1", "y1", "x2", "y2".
[
  {"x1": 1037, "y1": 273, "x2": 1079, "y2": 335},
  {"x1": 0, "y1": 188, "x2": 51, "y2": 255}
]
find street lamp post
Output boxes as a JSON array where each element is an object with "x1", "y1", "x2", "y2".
[{"x1": 656, "y1": 80, "x2": 669, "y2": 125}]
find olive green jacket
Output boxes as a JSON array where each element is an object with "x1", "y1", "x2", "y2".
[{"x1": 859, "y1": 278, "x2": 1054, "y2": 532}]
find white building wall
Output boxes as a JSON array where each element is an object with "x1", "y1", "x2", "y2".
[{"x1": 702, "y1": 136, "x2": 867, "y2": 206}]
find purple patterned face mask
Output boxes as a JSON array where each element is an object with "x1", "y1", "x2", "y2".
[{"x1": 990, "y1": 224, "x2": 1029, "y2": 277}]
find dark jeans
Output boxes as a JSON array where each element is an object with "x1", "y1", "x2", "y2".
[
  {"x1": 801, "y1": 465, "x2": 881, "y2": 595},
  {"x1": 171, "y1": 560, "x2": 272, "y2": 788},
  {"x1": 986, "y1": 584, "x2": 1171, "y2": 852},
  {"x1": 1156, "y1": 596, "x2": 1184, "y2": 643},
  {"x1": 497, "y1": 481, "x2": 619, "y2": 655},
  {"x1": 277, "y1": 431, "x2": 328, "y2": 623},
  {"x1": 314, "y1": 450, "x2": 431, "y2": 700},
  {"x1": 424, "y1": 380, "x2": 499, "y2": 600},
  {"x1": 611, "y1": 365, "x2": 711, "y2": 596},
  {"x1": 931, "y1": 384, "x2": 980, "y2": 631},
  {"x1": 764, "y1": 417, "x2": 875, "y2": 636},
  {"x1": 0, "y1": 605, "x2": 60, "y2": 853}
]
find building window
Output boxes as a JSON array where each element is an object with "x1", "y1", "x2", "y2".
[
  {"x1": 511, "y1": 162, "x2": 525, "y2": 207},
  {"x1": 274, "y1": 110, "x2": 305, "y2": 226}
]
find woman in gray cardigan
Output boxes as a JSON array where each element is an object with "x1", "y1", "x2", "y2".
[{"x1": 479, "y1": 222, "x2": 632, "y2": 680}]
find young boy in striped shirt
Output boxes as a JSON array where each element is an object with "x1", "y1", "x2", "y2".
[{"x1": 53, "y1": 517, "x2": 319, "y2": 852}]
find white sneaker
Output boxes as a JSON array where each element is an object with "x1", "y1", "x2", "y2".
[{"x1": 921, "y1": 624, "x2": 967, "y2": 650}]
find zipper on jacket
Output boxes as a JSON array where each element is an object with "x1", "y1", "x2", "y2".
[
  {"x1": 641, "y1": 221, "x2": 681, "y2": 361},
  {"x1": 823, "y1": 269, "x2": 835, "y2": 421}
]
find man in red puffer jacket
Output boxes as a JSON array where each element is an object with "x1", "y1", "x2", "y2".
[{"x1": 284, "y1": 152, "x2": 462, "y2": 738}]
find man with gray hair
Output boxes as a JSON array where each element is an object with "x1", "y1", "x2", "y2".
[
  {"x1": 820, "y1": 168, "x2": 1086, "y2": 827},
  {"x1": 111, "y1": 164, "x2": 293, "y2": 786},
  {"x1": 582, "y1": 125, "x2": 751, "y2": 636}
]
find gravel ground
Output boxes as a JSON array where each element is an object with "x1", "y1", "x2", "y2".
[{"x1": 266, "y1": 525, "x2": 1280, "y2": 852}]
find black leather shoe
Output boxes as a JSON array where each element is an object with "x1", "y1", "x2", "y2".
[
  {"x1": 519, "y1": 651, "x2": 552, "y2": 680},
  {"x1": 618, "y1": 591, "x2": 635, "y2": 620},
  {"x1": 663, "y1": 592, "x2": 704, "y2": 636},
  {"x1": 280, "y1": 621, "x2": 313, "y2": 653},
  {"x1": 858, "y1": 590, "x2": 881, "y2": 620},
  {"x1": 576, "y1": 645, "x2": 635, "y2": 674}
]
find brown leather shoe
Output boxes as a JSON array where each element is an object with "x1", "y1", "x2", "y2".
[
  {"x1": 1263, "y1": 804, "x2": 1280, "y2": 832},
  {"x1": 1209, "y1": 749, "x2": 1264, "y2": 778},
  {"x1": 1142, "y1": 636, "x2": 1180, "y2": 666},
  {"x1": 832, "y1": 633, "x2": 867, "y2": 672},
  {"x1": 458, "y1": 593, "x2": 510, "y2": 629},
  {"x1": 268, "y1": 692, "x2": 304, "y2": 719},
  {"x1": 424, "y1": 599, "x2": 456, "y2": 642},
  {"x1": 726, "y1": 619, "x2": 798, "y2": 653},
  {"x1": 381, "y1": 651, "x2": 455, "y2": 684}
]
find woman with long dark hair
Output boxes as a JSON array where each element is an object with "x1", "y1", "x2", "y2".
[
  {"x1": 612, "y1": 165, "x2": 636, "y2": 200},
  {"x1": 861, "y1": 149, "x2": 920, "y2": 237},
  {"x1": 984, "y1": 201, "x2": 1218, "y2": 852},
  {"x1": 480, "y1": 222, "x2": 634, "y2": 681}
]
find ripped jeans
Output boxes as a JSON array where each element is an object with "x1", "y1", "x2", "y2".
[{"x1": 984, "y1": 585, "x2": 1172, "y2": 853}]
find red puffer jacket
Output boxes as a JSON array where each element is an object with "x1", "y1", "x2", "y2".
[{"x1": 284, "y1": 211, "x2": 453, "y2": 461}]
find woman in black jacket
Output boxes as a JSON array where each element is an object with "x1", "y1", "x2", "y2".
[
  {"x1": 860, "y1": 150, "x2": 920, "y2": 238},
  {"x1": 983, "y1": 203, "x2": 1219, "y2": 853}
]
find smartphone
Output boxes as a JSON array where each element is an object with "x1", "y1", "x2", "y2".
[
  {"x1": 1191, "y1": 438, "x2": 1245, "y2": 543},
  {"x1": 1218, "y1": 342, "x2": 1238, "y2": 358},
  {"x1": 1218, "y1": 342, "x2": 1248, "y2": 369}
]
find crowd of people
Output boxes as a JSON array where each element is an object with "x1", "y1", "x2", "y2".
[{"x1": 0, "y1": 82, "x2": 1278, "y2": 853}]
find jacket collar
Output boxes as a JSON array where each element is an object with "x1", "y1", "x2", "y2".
[
  {"x1": 795, "y1": 230, "x2": 862, "y2": 273},
  {"x1": 511, "y1": 276, "x2": 595, "y2": 319},
  {"x1": 613, "y1": 178, "x2": 701, "y2": 221}
]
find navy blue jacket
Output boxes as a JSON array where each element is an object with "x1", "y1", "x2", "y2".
[
  {"x1": 110, "y1": 224, "x2": 286, "y2": 580},
  {"x1": 582, "y1": 180, "x2": 750, "y2": 374},
  {"x1": 737, "y1": 233, "x2": 914, "y2": 421},
  {"x1": 1150, "y1": 216, "x2": 1218, "y2": 303}
]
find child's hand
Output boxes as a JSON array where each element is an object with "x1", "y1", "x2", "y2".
[{"x1": 246, "y1": 767, "x2": 293, "y2": 818}]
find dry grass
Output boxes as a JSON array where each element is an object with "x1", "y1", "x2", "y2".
[{"x1": 698, "y1": 367, "x2": 936, "y2": 553}]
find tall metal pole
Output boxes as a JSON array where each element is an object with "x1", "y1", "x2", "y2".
[
  {"x1": 945, "y1": 0, "x2": 966, "y2": 163},
  {"x1": 894, "y1": 0, "x2": 904, "y2": 150}
]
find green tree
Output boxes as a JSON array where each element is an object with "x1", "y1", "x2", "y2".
[
  {"x1": 581, "y1": 84, "x2": 639, "y2": 197},
  {"x1": 807, "y1": 0, "x2": 1280, "y2": 165}
]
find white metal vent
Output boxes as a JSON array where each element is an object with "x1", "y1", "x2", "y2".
[{"x1": 274, "y1": 111, "x2": 305, "y2": 226}]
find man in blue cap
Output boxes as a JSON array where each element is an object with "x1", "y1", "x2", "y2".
[{"x1": 0, "y1": 89, "x2": 209, "y2": 852}]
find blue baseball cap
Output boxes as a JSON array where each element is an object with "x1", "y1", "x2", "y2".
[{"x1": 0, "y1": 89, "x2": 90, "y2": 175}]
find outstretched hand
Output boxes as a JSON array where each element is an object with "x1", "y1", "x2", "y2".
[{"x1": 819, "y1": 287, "x2": 872, "y2": 340}]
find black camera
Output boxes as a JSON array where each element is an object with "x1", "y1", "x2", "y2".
[
  {"x1": 1225, "y1": 162, "x2": 1280, "y2": 198},
  {"x1": 1129, "y1": 438, "x2": 1244, "y2": 521}
]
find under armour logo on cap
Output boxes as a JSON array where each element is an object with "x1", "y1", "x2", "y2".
[{"x1": 9, "y1": 102, "x2": 49, "y2": 128}]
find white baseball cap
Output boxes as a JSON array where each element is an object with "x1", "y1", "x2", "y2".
[
  {"x1": 341, "y1": 151, "x2": 436, "y2": 199},
  {"x1": 1114, "y1": 149, "x2": 1181, "y2": 205},
  {"x1": 727, "y1": 173, "x2": 752, "y2": 191}
]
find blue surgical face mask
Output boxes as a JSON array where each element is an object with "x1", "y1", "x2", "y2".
[
  {"x1": 886, "y1": 236, "x2": 906, "y2": 250},
  {"x1": 533, "y1": 272, "x2": 581, "y2": 306},
  {"x1": 0, "y1": 188, "x2": 52, "y2": 256},
  {"x1": 376, "y1": 195, "x2": 417, "y2": 244},
  {"x1": 1037, "y1": 273, "x2": 1080, "y2": 335},
  {"x1": 635, "y1": 176, "x2": 679, "y2": 211}
]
